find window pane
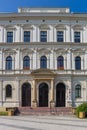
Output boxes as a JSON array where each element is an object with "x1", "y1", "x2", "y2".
[
  {"x1": 57, "y1": 56, "x2": 64, "y2": 70},
  {"x1": 24, "y1": 31, "x2": 30, "y2": 42},
  {"x1": 74, "y1": 32, "x2": 80, "y2": 43},
  {"x1": 6, "y1": 56, "x2": 12, "y2": 70},
  {"x1": 23, "y1": 56, "x2": 30, "y2": 69},
  {"x1": 7, "y1": 32, "x2": 13, "y2": 43},
  {"x1": 75, "y1": 85, "x2": 81, "y2": 98},
  {"x1": 75, "y1": 56, "x2": 81, "y2": 70},
  {"x1": 40, "y1": 56, "x2": 47, "y2": 68},
  {"x1": 6, "y1": 85, "x2": 12, "y2": 98},
  {"x1": 40, "y1": 31, "x2": 47, "y2": 42},
  {"x1": 57, "y1": 31, "x2": 64, "y2": 42}
]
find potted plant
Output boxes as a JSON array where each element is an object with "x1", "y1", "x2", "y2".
[{"x1": 76, "y1": 103, "x2": 87, "y2": 118}]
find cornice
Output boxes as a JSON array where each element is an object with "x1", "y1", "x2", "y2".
[{"x1": 1, "y1": 13, "x2": 87, "y2": 21}]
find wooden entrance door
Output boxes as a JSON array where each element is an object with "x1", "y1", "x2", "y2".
[
  {"x1": 22, "y1": 83, "x2": 31, "y2": 106},
  {"x1": 56, "y1": 83, "x2": 65, "y2": 107},
  {"x1": 39, "y1": 83, "x2": 48, "y2": 107}
]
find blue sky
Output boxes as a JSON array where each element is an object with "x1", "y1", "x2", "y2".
[{"x1": 0, "y1": 0, "x2": 87, "y2": 13}]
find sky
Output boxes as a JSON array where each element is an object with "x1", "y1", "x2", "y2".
[{"x1": 0, "y1": 0, "x2": 87, "y2": 13}]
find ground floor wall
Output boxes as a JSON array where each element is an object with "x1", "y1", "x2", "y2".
[{"x1": 0, "y1": 75, "x2": 87, "y2": 108}]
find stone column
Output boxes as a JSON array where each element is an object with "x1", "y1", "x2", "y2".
[
  {"x1": 33, "y1": 50, "x2": 37, "y2": 70},
  {"x1": 0, "y1": 80, "x2": 3, "y2": 106},
  {"x1": 2, "y1": 81, "x2": 5, "y2": 105},
  {"x1": 16, "y1": 79, "x2": 20, "y2": 107},
  {"x1": 50, "y1": 79, "x2": 55, "y2": 108},
  {"x1": 67, "y1": 49, "x2": 71, "y2": 70},
  {"x1": 32, "y1": 80, "x2": 37, "y2": 108}
]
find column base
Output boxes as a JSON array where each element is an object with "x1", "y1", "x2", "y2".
[
  {"x1": 50, "y1": 101, "x2": 55, "y2": 108},
  {"x1": 67, "y1": 101, "x2": 72, "y2": 107},
  {"x1": 32, "y1": 100, "x2": 37, "y2": 108}
]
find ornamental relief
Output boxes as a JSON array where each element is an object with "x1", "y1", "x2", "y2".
[
  {"x1": 54, "y1": 24, "x2": 66, "y2": 30},
  {"x1": 38, "y1": 24, "x2": 50, "y2": 30},
  {"x1": 3, "y1": 49, "x2": 16, "y2": 57},
  {"x1": 21, "y1": 48, "x2": 33, "y2": 55},
  {"x1": 37, "y1": 48, "x2": 51, "y2": 55},
  {"x1": 72, "y1": 24, "x2": 84, "y2": 30}
]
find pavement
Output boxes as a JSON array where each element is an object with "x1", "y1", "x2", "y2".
[{"x1": 0, "y1": 115, "x2": 87, "y2": 130}]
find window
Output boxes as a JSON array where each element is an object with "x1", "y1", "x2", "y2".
[
  {"x1": 57, "y1": 56, "x2": 64, "y2": 70},
  {"x1": 6, "y1": 56, "x2": 12, "y2": 70},
  {"x1": 40, "y1": 31, "x2": 47, "y2": 42},
  {"x1": 40, "y1": 56, "x2": 47, "y2": 68},
  {"x1": 23, "y1": 56, "x2": 30, "y2": 69},
  {"x1": 57, "y1": 31, "x2": 64, "y2": 42},
  {"x1": 74, "y1": 32, "x2": 80, "y2": 43},
  {"x1": 75, "y1": 56, "x2": 81, "y2": 70},
  {"x1": 6, "y1": 85, "x2": 12, "y2": 98},
  {"x1": 24, "y1": 31, "x2": 30, "y2": 42},
  {"x1": 7, "y1": 32, "x2": 13, "y2": 43},
  {"x1": 75, "y1": 85, "x2": 81, "y2": 98}
]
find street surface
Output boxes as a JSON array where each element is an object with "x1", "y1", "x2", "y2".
[{"x1": 0, "y1": 115, "x2": 87, "y2": 130}]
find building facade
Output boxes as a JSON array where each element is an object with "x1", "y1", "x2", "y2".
[{"x1": 0, "y1": 7, "x2": 87, "y2": 108}]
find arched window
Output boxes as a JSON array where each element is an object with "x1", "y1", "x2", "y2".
[
  {"x1": 75, "y1": 56, "x2": 81, "y2": 70},
  {"x1": 75, "y1": 85, "x2": 81, "y2": 98},
  {"x1": 23, "y1": 56, "x2": 30, "y2": 69},
  {"x1": 6, "y1": 56, "x2": 12, "y2": 70},
  {"x1": 57, "y1": 56, "x2": 64, "y2": 70},
  {"x1": 40, "y1": 56, "x2": 47, "y2": 68},
  {"x1": 6, "y1": 85, "x2": 12, "y2": 98}
]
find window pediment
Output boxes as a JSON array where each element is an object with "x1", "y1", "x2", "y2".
[
  {"x1": 72, "y1": 24, "x2": 83, "y2": 30},
  {"x1": 55, "y1": 24, "x2": 66, "y2": 30},
  {"x1": 38, "y1": 48, "x2": 51, "y2": 54},
  {"x1": 21, "y1": 48, "x2": 33, "y2": 54},
  {"x1": 38, "y1": 24, "x2": 49, "y2": 30},
  {"x1": 5, "y1": 25, "x2": 16, "y2": 30},
  {"x1": 3, "y1": 48, "x2": 16, "y2": 55},
  {"x1": 21, "y1": 24, "x2": 33, "y2": 29},
  {"x1": 31, "y1": 69, "x2": 55, "y2": 76},
  {"x1": 72, "y1": 48, "x2": 85, "y2": 52},
  {"x1": 55, "y1": 48, "x2": 67, "y2": 53}
]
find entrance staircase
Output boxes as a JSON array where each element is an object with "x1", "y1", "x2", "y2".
[{"x1": 17, "y1": 107, "x2": 73, "y2": 116}]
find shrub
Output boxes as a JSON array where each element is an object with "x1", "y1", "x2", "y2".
[
  {"x1": 76, "y1": 103, "x2": 87, "y2": 117},
  {"x1": 0, "y1": 111, "x2": 8, "y2": 116}
]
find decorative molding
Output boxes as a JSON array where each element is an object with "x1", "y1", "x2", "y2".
[
  {"x1": 21, "y1": 48, "x2": 33, "y2": 54},
  {"x1": 4, "y1": 25, "x2": 16, "y2": 30},
  {"x1": 72, "y1": 24, "x2": 84, "y2": 30},
  {"x1": 54, "y1": 24, "x2": 66, "y2": 30},
  {"x1": 38, "y1": 24, "x2": 50, "y2": 30},
  {"x1": 37, "y1": 48, "x2": 51, "y2": 54},
  {"x1": 21, "y1": 24, "x2": 33, "y2": 29}
]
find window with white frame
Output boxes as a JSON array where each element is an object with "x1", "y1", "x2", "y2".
[
  {"x1": 6, "y1": 56, "x2": 12, "y2": 70},
  {"x1": 7, "y1": 32, "x2": 13, "y2": 43},
  {"x1": 57, "y1": 31, "x2": 64, "y2": 42},
  {"x1": 24, "y1": 31, "x2": 30, "y2": 42},
  {"x1": 40, "y1": 31, "x2": 47, "y2": 42},
  {"x1": 74, "y1": 31, "x2": 80, "y2": 43}
]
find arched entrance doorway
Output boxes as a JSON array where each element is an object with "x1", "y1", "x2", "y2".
[
  {"x1": 22, "y1": 83, "x2": 31, "y2": 106},
  {"x1": 39, "y1": 83, "x2": 48, "y2": 107},
  {"x1": 56, "y1": 83, "x2": 65, "y2": 107}
]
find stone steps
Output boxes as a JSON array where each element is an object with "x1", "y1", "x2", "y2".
[{"x1": 17, "y1": 107, "x2": 73, "y2": 116}]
